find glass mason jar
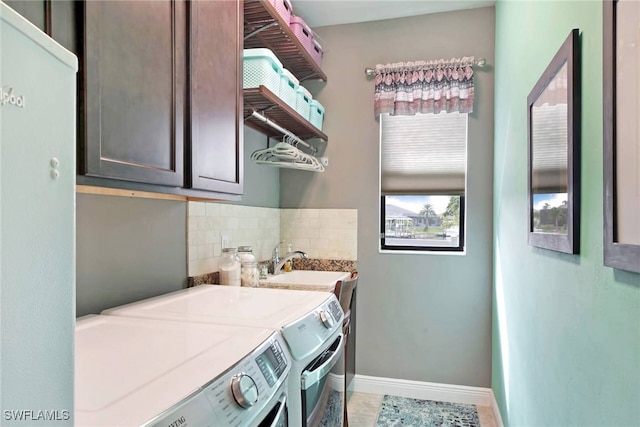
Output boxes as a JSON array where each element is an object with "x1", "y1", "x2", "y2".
[
  {"x1": 219, "y1": 247, "x2": 241, "y2": 286},
  {"x1": 237, "y1": 246, "x2": 256, "y2": 264},
  {"x1": 238, "y1": 246, "x2": 259, "y2": 287},
  {"x1": 241, "y1": 261, "x2": 259, "y2": 287}
]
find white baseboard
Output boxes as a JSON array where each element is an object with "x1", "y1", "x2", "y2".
[
  {"x1": 351, "y1": 374, "x2": 492, "y2": 407},
  {"x1": 490, "y1": 389, "x2": 505, "y2": 427}
]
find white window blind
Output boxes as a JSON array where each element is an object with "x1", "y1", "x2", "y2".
[
  {"x1": 380, "y1": 112, "x2": 468, "y2": 195},
  {"x1": 531, "y1": 103, "x2": 568, "y2": 192}
]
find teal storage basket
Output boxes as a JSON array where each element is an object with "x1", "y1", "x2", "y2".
[
  {"x1": 309, "y1": 99, "x2": 325, "y2": 130},
  {"x1": 243, "y1": 48, "x2": 283, "y2": 95},
  {"x1": 295, "y1": 85, "x2": 312, "y2": 120},
  {"x1": 279, "y1": 68, "x2": 299, "y2": 110}
]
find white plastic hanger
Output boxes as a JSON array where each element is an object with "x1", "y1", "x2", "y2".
[{"x1": 249, "y1": 112, "x2": 324, "y2": 172}]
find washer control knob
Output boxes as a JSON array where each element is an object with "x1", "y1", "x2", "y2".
[
  {"x1": 230, "y1": 373, "x2": 258, "y2": 409},
  {"x1": 319, "y1": 310, "x2": 334, "y2": 329}
]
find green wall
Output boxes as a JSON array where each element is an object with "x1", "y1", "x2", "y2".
[
  {"x1": 234, "y1": 126, "x2": 280, "y2": 208},
  {"x1": 493, "y1": 1, "x2": 640, "y2": 425}
]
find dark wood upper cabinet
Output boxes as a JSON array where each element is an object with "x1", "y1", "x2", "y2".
[
  {"x1": 187, "y1": 0, "x2": 243, "y2": 194},
  {"x1": 49, "y1": 0, "x2": 78, "y2": 55},
  {"x1": 3, "y1": 0, "x2": 76, "y2": 53},
  {"x1": 77, "y1": 0, "x2": 243, "y2": 198},
  {"x1": 3, "y1": 0, "x2": 48, "y2": 33},
  {"x1": 10, "y1": 0, "x2": 244, "y2": 197},
  {"x1": 81, "y1": 0, "x2": 186, "y2": 187}
]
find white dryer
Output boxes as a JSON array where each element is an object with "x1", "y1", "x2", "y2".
[
  {"x1": 75, "y1": 314, "x2": 290, "y2": 427},
  {"x1": 103, "y1": 285, "x2": 345, "y2": 427}
]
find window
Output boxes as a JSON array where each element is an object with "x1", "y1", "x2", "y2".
[{"x1": 379, "y1": 112, "x2": 467, "y2": 252}]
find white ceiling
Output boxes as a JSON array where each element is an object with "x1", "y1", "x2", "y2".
[{"x1": 290, "y1": 0, "x2": 495, "y2": 28}]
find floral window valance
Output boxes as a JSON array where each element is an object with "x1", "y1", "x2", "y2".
[{"x1": 374, "y1": 57, "x2": 475, "y2": 117}]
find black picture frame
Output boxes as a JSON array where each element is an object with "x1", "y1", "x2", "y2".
[
  {"x1": 603, "y1": 0, "x2": 640, "y2": 273},
  {"x1": 526, "y1": 29, "x2": 581, "y2": 254}
]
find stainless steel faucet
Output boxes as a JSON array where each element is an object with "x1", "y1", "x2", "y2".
[
  {"x1": 272, "y1": 243, "x2": 308, "y2": 274},
  {"x1": 272, "y1": 242, "x2": 283, "y2": 272}
]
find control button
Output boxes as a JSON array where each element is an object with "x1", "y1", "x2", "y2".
[
  {"x1": 230, "y1": 373, "x2": 259, "y2": 409},
  {"x1": 319, "y1": 310, "x2": 334, "y2": 329}
]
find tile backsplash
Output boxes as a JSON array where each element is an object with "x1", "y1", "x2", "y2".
[
  {"x1": 281, "y1": 209, "x2": 358, "y2": 261},
  {"x1": 188, "y1": 202, "x2": 280, "y2": 277},
  {"x1": 188, "y1": 203, "x2": 358, "y2": 277}
]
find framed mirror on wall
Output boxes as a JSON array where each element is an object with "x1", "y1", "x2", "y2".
[
  {"x1": 527, "y1": 29, "x2": 581, "y2": 254},
  {"x1": 603, "y1": 0, "x2": 640, "y2": 273}
]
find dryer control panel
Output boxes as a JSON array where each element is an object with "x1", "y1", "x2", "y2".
[{"x1": 280, "y1": 294, "x2": 344, "y2": 361}]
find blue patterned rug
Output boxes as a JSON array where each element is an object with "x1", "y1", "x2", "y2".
[{"x1": 375, "y1": 395, "x2": 480, "y2": 427}]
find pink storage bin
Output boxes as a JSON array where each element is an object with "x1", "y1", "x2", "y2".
[
  {"x1": 311, "y1": 39, "x2": 323, "y2": 67},
  {"x1": 289, "y1": 16, "x2": 314, "y2": 56},
  {"x1": 269, "y1": 0, "x2": 292, "y2": 25}
]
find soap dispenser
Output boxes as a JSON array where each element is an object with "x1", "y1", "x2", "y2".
[{"x1": 284, "y1": 244, "x2": 293, "y2": 272}]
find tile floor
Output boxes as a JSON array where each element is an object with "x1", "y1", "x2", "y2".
[{"x1": 347, "y1": 392, "x2": 498, "y2": 427}]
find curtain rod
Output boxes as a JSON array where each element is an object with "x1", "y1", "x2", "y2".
[{"x1": 364, "y1": 57, "x2": 487, "y2": 77}]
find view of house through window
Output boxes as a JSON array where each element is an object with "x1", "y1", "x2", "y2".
[
  {"x1": 379, "y1": 112, "x2": 467, "y2": 252},
  {"x1": 382, "y1": 195, "x2": 464, "y2": 249}
]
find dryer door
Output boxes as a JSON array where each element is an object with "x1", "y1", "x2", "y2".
[{"x1": 300, "y1": 334, "x2": 344, "y2": 427}]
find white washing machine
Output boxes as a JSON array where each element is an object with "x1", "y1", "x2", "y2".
[
  {"x1": 102, "y1": 285, "x2": 345, "y2": 427},
  {"x1": 75, "y1": 314, "x2": 290, "y2": 427}
]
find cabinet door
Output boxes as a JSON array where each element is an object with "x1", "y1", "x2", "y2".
[
  {"x1": 187, "y1": 0, "x2": 243, "y2": 194},
  {"x1": 82, "y1": 0, "x2": 185, "y2": 186}
]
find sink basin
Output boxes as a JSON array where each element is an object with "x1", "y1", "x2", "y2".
[{"x1": 259, "y1": 270, "x2": 350, "y2": 290}]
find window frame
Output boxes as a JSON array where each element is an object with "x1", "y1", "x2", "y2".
[
  {"x1": 378, "y1": 113, "x2": 468, "y2": 254},
  {"x1": 379, "y1": 195, "x2": 466, "y2": 253}
]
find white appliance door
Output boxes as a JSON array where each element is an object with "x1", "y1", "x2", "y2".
[
  {"x1": 300, "y1": 334, "x2": 344, "y2": 427},
  {"x1": 1, "y1": 3, "x2": 77, "y2": 425}
]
